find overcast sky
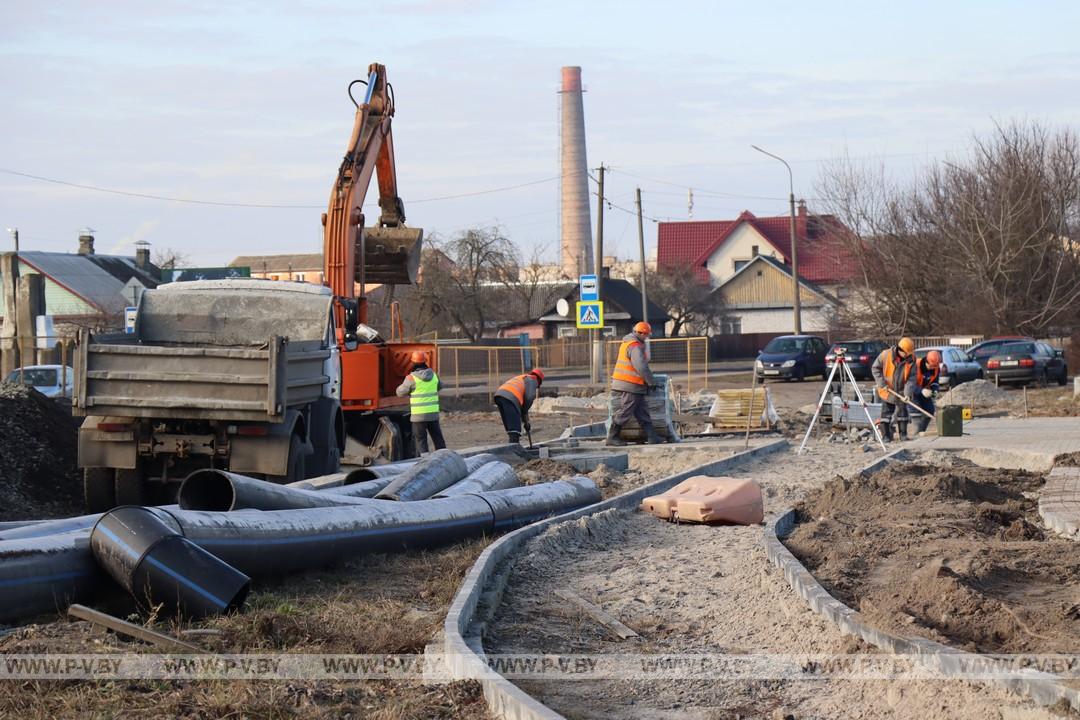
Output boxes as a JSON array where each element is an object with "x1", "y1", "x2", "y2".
[{"x1": 3, "y1": 1, "x2": 1080, "y2": 266}]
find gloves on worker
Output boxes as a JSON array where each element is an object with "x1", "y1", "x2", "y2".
[
  {"x1": 523, "y1": 420, "x2": 531, "y2": 433},
  {"x1": 921, "y1": 388, "x2": 933, "y2": 399},
  {"x1": 877, "y1": 387, "x2": 889, "y2": 401}
]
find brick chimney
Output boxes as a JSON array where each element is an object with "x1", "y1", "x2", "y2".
[
  {"x1": 77, "y1": 228, "x2": 95, "y2": 255},
  {"x1": 796, "y1": 200, "x2": 808, "y2": 240},
  {"x1": 135, "y1": 240, "x2": 151, "y2": 269}
]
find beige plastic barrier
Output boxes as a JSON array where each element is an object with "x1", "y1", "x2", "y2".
[{"x1": 641, "y1": 475, "x2": 763, "y2": 525}]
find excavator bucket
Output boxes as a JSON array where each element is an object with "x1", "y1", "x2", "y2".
[{"x1": 359, "y1": 226, "x2": 423, "y2": 285}]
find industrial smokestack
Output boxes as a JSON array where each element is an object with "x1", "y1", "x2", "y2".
[{"x1": 559, "y1": 66, "x2": 592, "y2": 280}]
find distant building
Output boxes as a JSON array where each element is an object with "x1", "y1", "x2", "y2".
[
  {"x1": 230, "y1": 253, "x2": 324, "y2": 284},
  {"x1": 507, "y1": 277, "x2": 671, "y2": 340},
  {"x1": 708, "y1": 255, "x2": 837, "y2": 334}
]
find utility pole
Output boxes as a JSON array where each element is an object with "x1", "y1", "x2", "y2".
[
  {"x1": 635, "y1": 188, "x2": 648, "y2": 326},
  {"x1": 590, "y1": 163, "x2": 606, "y2": 383},
  {"x1": 751, "y1": 145, "x2": 801, "y2": 334},
  {"x1": 5, "y1": 228, "x2": 20, "y2": 383}
]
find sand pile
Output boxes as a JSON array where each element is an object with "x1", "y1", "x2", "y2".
[
  {"x1": 0, "y1": 383, "x2": 82, "y2": 520},
  {"x1": 939, "y1": 378, "x2": 1010, "y2": 406},
  {"x1": 786, "y1": 460, "x2": 1080, "y2": 654}
]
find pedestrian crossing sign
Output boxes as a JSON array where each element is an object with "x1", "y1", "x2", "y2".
[{"x1": 575, "y1": 301, "x2": 604, "y2": 329}]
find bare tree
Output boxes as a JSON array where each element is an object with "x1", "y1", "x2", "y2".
[
  {"x1": 151, "y1": 247, "x2": 190, "y2": 270},
  {"x1": 636, "y1": 265, "x2": 723, "y2": 337},
  {"x1": 817, "y1": 121, "x2": 1080, "y2": 337}
]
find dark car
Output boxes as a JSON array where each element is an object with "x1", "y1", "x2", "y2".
[
  {"x1": 914, "y1": 345, "x2": 983, "y2": 388},
  {"x1": 966, "y1": 336, "x2": 1034, "y2": 369},
  {"x1": 825, "y1": 340, "x2": 887, "y2": 380},
  {"x1": 755, "y1": 335, "x2": 829, "y2": 381},
  {"x1": 985, "y1": 341, "x2": 1068, "y2": 386}
]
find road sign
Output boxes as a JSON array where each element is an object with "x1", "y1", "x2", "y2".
[
  {"x1": 576, "y1": 301, "x2": 604, "y2": 329},
  {"x1": 579, "y1": 274, "x2": 598, "y2": 301},
  {"x1": 124, "y1": 307, "x2": 137, "y2": 334}
]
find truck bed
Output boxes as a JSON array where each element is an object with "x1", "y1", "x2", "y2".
[{"x1": 73, "y1": 334, "x2": 330, "y2": 423}]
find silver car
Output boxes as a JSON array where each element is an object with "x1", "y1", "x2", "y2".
[
  {"x1": 4, "y1": 364, "x2": 75, "y2": 399},
  {"x1": 914, "y1": 346, "x2": 982, "y2": 388}
]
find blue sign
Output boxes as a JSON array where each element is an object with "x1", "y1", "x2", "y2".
[
  {"x1": 576, "y1": 301, "x2": 604, "y2": 329},
  {"x1": 579, "y1": 274, "x2": 598, "y2": 301}
]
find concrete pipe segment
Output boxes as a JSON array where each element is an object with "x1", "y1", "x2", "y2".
[
  {"x1": 91, "y1": 507, "x2": 250, "y2": 617},
  {"x1": 434, "y1": 461, "x2": 520, "y2": 498},
  {"x1": 376, "y1": 449, "x2": 470, "y2": 501}
]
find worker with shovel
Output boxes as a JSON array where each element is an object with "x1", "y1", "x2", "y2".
[
  {"x1": 396, "y1": 351, "x2": 446, "y2": 455},
  {"x1": 913, "y1": 350, "x2": 942, "y2": 433},
  {"x1": 494, "y1": 368, "x2": 544, "y2": 445},
  {"x1": 607, "y1": 321, "x2": 664, "y2": 446},
  {"x1": 872, "y1": 337, "x2": 917, "y2": 441}
]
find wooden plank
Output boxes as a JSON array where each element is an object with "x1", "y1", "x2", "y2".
[
  {"x1": 67, "y1": 604, "x2": 207, "y2": 653},
  {"x1": 554, "y1": 590, "x2": 640, "y2": 639}
]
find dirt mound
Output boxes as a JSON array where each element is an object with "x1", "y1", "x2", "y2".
[
  {"x1": 939, "y1": 378, "x2": 1010, "y2": 407},
  {"x1": 0, "y1": 383, "x2": 82, "y2": 520},
  {"x1": 518, "y1": 458, "x2": 579, "y2": 484},
  {"x1": 787, "y1": 459, "x2": 1080, "y2": 654}
]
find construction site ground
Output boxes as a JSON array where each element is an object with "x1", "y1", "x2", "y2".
[{"x1": 3, "y1": 374, "x2": 1080, "y2": 718}]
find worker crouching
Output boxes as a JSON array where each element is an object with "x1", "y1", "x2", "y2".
[
  {"x1": 495, "y1": 369, "x2": 544, "y2": 445},
  {"x1": 396, "y1": 351, "x2": 446, "y2": 455},
  {"x1": 914, "y1": 350, "x2": 942, "y2": 433},
  {"x1": 872, "y1": 337, "x2": 917, "y2": 441},
  {"x1": 607, "y1": 322, "x2": 664, "y2": 446}
]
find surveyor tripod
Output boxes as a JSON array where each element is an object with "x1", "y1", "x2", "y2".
[{"x1": 797, "y1": 349, "x2": 887, "y2": 455}]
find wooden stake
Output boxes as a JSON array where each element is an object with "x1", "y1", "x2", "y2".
[{"x1": 67, "y1": 604, "x2": 207, "y2": 653}]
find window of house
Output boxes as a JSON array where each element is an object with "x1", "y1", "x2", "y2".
[
  {"x1": 734, "y1": 260, "x2": 749, "y2": 272},
  {"x1": 295, "y1": 273, "x2": 305, "y2": 282},
  {"x1": 721, "y1": 317, "x2": 742, "y2": 335}
]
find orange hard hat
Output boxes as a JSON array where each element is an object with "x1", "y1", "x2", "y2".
[
  {"x1": 410, "y1": 351, "x2": 428, "y2": 364},
  {"x1": 633, "y1": 321, "x2": 653, "y2": 336},
  {"x1": 898, "y1": 337, "x2": 915, "y2": 355},
  {"x1": 926, "y1": 350, "x2": 942, "y2": 368},
  {"x1": 529, "y1": 368, "x2": 545, "y2": 383}
]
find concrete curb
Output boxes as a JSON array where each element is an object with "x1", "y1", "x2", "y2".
[
  {"x1": 1039, "y1": 466, "x2": 1080, "y2": 539},
  {"x1": 764, "y1": 451, "x2": 1080, "y2": 712},
  {"x1": 440, "y1": 437, "x2": 790, "y2": 720}
]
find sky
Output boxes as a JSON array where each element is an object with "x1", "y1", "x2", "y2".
[{"x1": 3, "y1": 1, "x2": 1080, "y2": 267}]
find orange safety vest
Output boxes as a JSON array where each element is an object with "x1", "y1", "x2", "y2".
[
  {"x1": 878, "y1": 348, "x2": 914, "y2": 399},
  {"x1": 498, "y1": 374, "x2": 528, "y2": 404},
  {"x1": 612, "y1": 339, "x2": 646, "y2": 385},
  {"x1": 916, "y1": 360, "x2": 939, "y2": 388}
]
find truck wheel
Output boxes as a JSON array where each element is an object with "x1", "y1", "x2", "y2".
[
  {"x1": 268, "y1": 433, "x2": 307, "y2": 484},
  {"x1": 114, "y1": 468, "x2": 147, "y2": 506},
  {"x1": 84, "y1": 468, "x2": 116, "y2": 513}
]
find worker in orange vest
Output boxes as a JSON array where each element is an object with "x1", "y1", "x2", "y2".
[
  {"x1": 871, "y1": 337, "x2": 917, "y2": 441},
  {"x1": 913, "y1": 350, "x2": 942, "y2": 433},
  {"x1": 494, "y1": 368, "x2": 544, "y2": 444},
  {"x1": 607, "y1": 321, "x2": 663, "y2": 446}
]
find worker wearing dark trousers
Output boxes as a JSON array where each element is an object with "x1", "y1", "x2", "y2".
[
  {"x1": 494, "y1": 369, "x2": 544, "y2": 444},
  {"x1": 396, "y1": 351, "x2": 445, "y2": 455},
  {"x1": 607, "y1": 321, "x2": 663, "y2": 446},
  {"x1": 872, "y1": 337, "x2": 917, "y2": 441},
  {"x1": 914, "y1": 350, "x2": 942, "y2": 433}
]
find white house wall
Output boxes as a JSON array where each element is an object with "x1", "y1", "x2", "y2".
[
  {"x1": 703, "y1": 223, "x2": 783, "y2": 287},
  {"x1": 727, "y1": 307, "x2": 832, "y2": 334}
]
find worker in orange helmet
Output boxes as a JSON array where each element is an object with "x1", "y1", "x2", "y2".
[
  {"x1": 913, "y1": 349, "x2": 943, "y2": 433},
  {"x1": 871, "y1": 336, "x2": 917, "y2": 441},
  {"x1": 396, "y1": 350, "x2": 445, "y2": 455},
  {"x1": 608, "y1": 321, "x2": 663, "y2": 446},
  {"x1": 494, "y1": 368, "x2": 545, "y2": 444}
]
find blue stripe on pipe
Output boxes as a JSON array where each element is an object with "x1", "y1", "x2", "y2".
[
  {"x1": 0, "y1": 570, "x2": 92, "y2": 588},
  {"x1": 143, "y1": 554, "x2": 231, "y2": 610},
  {"x1": 94, "y1": 523, "x2": 142, "y2": 561},
  {"x1": 198, "y1": 515, "x2": 486, "y2": 548}
]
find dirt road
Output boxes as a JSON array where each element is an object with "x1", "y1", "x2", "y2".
[{"x1": 485, "y1": 443, "x2": 1055, "y2": 719}]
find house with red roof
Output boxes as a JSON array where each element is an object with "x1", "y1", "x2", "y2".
[{"x1": 657, "y1": 201, "x2": 857, "y2": 334}]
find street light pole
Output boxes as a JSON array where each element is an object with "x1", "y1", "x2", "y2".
[
  {"x1": 5, "y1": 228, "x2": 20, "y2": 383},
  {"x1": 751, "y1": 145, "x2": 801, "y2": 334}
]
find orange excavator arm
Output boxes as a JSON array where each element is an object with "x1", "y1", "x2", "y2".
[{"x1": 322, "y1": 63, "x2": 422, "y2": 325}]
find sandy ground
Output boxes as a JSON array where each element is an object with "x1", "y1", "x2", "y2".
[{"x1": 485, "y1": 442, "x2": 1056, "y2": 719}]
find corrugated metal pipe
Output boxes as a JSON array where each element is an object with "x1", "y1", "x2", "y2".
[{"x1": 375, "y1": 449, "x2": 469, "y2": 501}]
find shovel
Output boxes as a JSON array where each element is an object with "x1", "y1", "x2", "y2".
[{"x1": 886, "y1": 388, "x2": 936, "y2": 421}]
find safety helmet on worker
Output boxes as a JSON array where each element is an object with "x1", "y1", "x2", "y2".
[
  {"x1": 897, "y1": 337, "x2": 915, "y2": 356},
  {"x1": 529, "y1": 368, "x2": 545, "y2": 385},
  {"x1": 410, "y1": 350, "x2": 429, "y2": 365},
  {"x1": 633, "y1": 321, "x2": 653, "y2": 336},
  {"x1": 925, "y1": 350, "x2": 942, "y2": 368}
]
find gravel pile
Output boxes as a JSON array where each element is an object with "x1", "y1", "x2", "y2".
[
  {"x1": 939, "y1": 378, "x2": 1010, "y2": 406},
  {"x1": 0, "y1": 383, "x2": 82, "y2": 520},
  {"x1": 530, "y1": 393, "x2": 609, "y2": 415}
]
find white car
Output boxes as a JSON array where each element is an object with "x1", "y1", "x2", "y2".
[{"x1": 4, "y1": 364, "x2": 75, "y2": 399}]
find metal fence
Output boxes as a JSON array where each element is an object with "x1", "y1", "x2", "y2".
[{"x1": 435, "y1": 336, "x2": 711, "y2": 398}]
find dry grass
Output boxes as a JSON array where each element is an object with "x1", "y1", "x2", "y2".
[{"x1": 0, "y1": 538, "x2": 494, "y2": 719}]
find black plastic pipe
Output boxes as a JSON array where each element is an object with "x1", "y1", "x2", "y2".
[
  {"x1": 0, "y1": 531, "x2": 100, "y2": 624},
  {"x1": 90, "y1": 506, "x2": 250, "y2": 617},
  {"x1": 179, "y1": 469, "x2": 377, "y2": 511},
  {"x1": 375, "y1": 449, "x2": 469, "y2": 501},
  {"x1": 434, "y1": 461, "x2": 519, "y2": 498}
]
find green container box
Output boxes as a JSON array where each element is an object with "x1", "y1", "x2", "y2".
[{"x1": 937, "y1": 404, "x2": 963, "y2": 437}]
